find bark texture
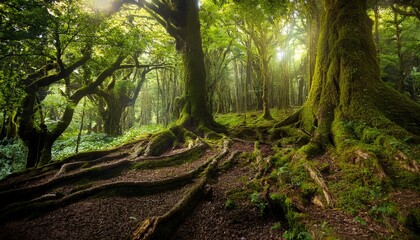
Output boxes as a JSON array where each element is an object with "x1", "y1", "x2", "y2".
[
  {"x1": 298, "y1": 0, "x2": 420, "y2": 150},
  {"x1": 120, "y1": 0, "x2": 220, "y2": 130}
]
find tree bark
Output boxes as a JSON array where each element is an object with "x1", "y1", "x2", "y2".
[
  {"x1": 18, "y1": 56, "x2": 129, "y2": 167},
  {"x1": 294, "y1": 0, "x2": 420, "y2": 148},
  {"x1": 307, "y1": 0, "x2": 322, "y2": 89},
  {"x1": 393, "y1": 10, "x2": 405, "y2": 92}
]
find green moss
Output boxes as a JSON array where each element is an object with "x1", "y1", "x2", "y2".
[
  {"x1": 300, "y1": 182, "x2": 318, "y2": 200},
  {"x1": 144, "y1": 130, "x2": 177, "y2": 156},
  {"x1": 330, "y1": 159, "x2": 390, "y2": 213},
  {"x1": 269, "y1": 127, "x2": 310, "y2": 145},
  {"x1": 299, "y1": 141, "x2": 323, "y2": 158},
  {"x1": 268, "y1": 193, "x2": 311, "y2": 239},
  {"x1": 226, "y1": 188, "x2": 253, "y2": 202}
]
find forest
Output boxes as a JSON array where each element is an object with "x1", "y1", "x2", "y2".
[{"x1": 0, "y1": 0, "x2": 419, "y2": 239}]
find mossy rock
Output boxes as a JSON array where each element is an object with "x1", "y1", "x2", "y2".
[
  {"x1": 169, "y1": 125, "x2": 197, "y2": 143},
  {"x1": 144, "y1": 130, "x2": 177, "y2": 156}
]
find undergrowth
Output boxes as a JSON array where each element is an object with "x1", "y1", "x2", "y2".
[
  {"x1": 52, "y1": 125, "x2": 164, "y2": 161},
  {"x1": 0, "y1": 139, "x2": 27, "y2": 180},
  {"x1": 0, "y1": 124, "x2": 164, "y2": 180}
]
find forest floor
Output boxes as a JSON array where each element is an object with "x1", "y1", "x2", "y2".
[{"x1": 0, "y1": 119, "x2": 418, "y2": 239}]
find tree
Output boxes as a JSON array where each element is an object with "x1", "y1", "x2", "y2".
[
  {"x1": 278, "y1": 0, "x2": 420, "y2": 174},
  {"x1": 231, "y1": 0, "x2": 288, "y2": 119},
  {"x1": 2, "y1": 0, "x2": 148, "y2": 167},
  {"x1": 97, "y1": 64, "x2": 164, "y2": 136},
  {"x1": 0, "y1": 0, "x2": 93, "y2": 167},
  {"x1": 200, "y1": 1, "x2": 239, "y2": 114},
  {"x1": 117, "y1": 0, "x2": 222, "y2": 131},
  {"x1": 388, "y1": 0, "x2": 420, "y2": 20},
  {"x1": 377, "y1": 5, "x2": 420, "y2": 97}
]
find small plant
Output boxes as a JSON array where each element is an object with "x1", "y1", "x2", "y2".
[
  {"x1": 283, "y1": 229, "x2": 312, "y2": 240},
  {"x1": 320, "y1": 221, "x2": 336, "y2": 238},
  {"x1": 250, "y1": 192, "x2": 267, "y2": 216},
  {"x1": 271, "y1": 222, "x2": 282, "y2": 231},
  {"x1": 353, "y1": 215, "x2": 367, "y2": 225},
  {"x1": 369, "y1": 202, "x2": 397, "y2": 220},
  {"x1": 225, "y1": 198, "x2": 236, "y2": 210},
  {"x1": 0, "y1": 139, "x2": 27, "y2": 180}
]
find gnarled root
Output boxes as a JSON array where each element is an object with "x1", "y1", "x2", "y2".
[{"x1": 131, "y1": 141, "x2": 230, "y2": 240}]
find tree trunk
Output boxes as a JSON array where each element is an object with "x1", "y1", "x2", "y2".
[
  {"x1": 374, "y1": 0, "x2": 380, "y2": 63},
  {"x1": 104, "y1": 99, "x2": 124, "y2": 136},
  {"x1": 233, "y1": 60, "x2": 241, "y2": 112},
  {"x1": 18, "y1": 56, "x2": 124, "y2": 168},
  {"x1": 0, "y1": 111, "x2": 6, "y2": 139},
  {"x1": 296, "y1": 0, "x2": 420, "y2": 148},
  {"x1": 307, "y1": 0, "x2": 322, "y2": 89},
  {"x1": 261, "y1": 48, "x2": 273, "y2": 120},
  {"x1": 393, "y1": 10, "x2": 405, "y2": 92},
  {"x1": 297, "y1": 76, "x2": 305, "y2": 106},
  {"x1": 177, "y1": 0, "x2": 219, "y2": 130}
]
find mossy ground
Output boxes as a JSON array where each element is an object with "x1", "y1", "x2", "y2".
[{"x1": 217, "y1": 109, "x2": 420, "y2": 239}]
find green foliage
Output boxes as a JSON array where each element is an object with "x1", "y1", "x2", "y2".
[
  {"x1": 0, "y1": 139, "x2": 27, "y2": 180},
  {"x1": 52, "y1": 124, "x2": 164, "y2": 161},
  {"x1": 318, "y1": 221, "x2": 336, "y2": 239},
  {"x1": 250, "y1": 192, "x2": 267, "y2": 216},
  {"x1": 369, "y1": 202, "x2": 397, "y2": 220},
  {"x1": 282, "y1": 230, "x2": 312, "y2": 240},
  {"x1": 224, "y1": 198, "x2": 236, "y2": 210},
  {"x1": 271, "y1": 222, "x2": 282, "y2": 231},
  {"x1": 353, "y1": 216, "x2": 367, "y2": 226}
]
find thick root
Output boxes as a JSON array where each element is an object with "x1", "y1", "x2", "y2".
[
  {"x1": 303, "y1": 164, "x2": 333, "y2": 207},
  {"x1": 0, "y1": 142, "x2": 208, "y2": 211},
  {"x1": 131, "y1": 140, "x2": 230, "y2": 240}
]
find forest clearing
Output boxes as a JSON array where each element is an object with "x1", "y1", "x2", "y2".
[{"x1": 0, "y1": 0, "x2": 419, "y2": 239}]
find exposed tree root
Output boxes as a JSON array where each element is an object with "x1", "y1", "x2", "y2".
[
  {"x1": 218, "y1": 150, "x2": 240, "y2": 172},
  {"x1": 0, "y1": 142, "x2": 136, "y2": 191},
  {"x1": 303, "y1": 164, "x2": 333, "y2": 207},
  {"x1": 0, "y1": 145, "x2": 221, "y2": 222},
  {"x1": 131, "y1": 140, "x2": 230, "y2": 240},
  {"x1": 0, "y1": 141, "x2": 208, "y2": 210}
]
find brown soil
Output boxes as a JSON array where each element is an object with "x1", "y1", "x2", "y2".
[
  {"x1": 0, "y1": 187, "x2": 189, "y2": 240},
  {"x1": 173, "y1": 161, "x2": 283, "y2": 240}
]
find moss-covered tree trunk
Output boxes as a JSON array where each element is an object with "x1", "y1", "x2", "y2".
[
  {"x1": 296, "y1": 0, "x2": 420, "y2": 150},
  {"x1": 260, "y1": 45, "x2": 273, "y2": 120},
  {"x1": 103, "y1": 98, "x2": 125, "y2": 136},
  {"x1": 176, "y1": 0, "x2": 217, "y2": 129},
  {"x1": 122, "y1": 0, "x2": 221, "y2": 131},
  {"x1": 179, "y1": 26, "x2": 212, "y2": 127}
]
